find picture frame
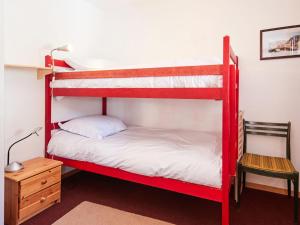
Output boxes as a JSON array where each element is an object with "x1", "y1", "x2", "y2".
[{"x1": 260, "y1": 25, "x2": 300, "y2": 60}]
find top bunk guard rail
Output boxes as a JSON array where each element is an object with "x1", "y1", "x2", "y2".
[
  {"x1": 45, "y1": 37, "x2": 238, "y2": 81},
  {"x1": 49, "y1": 64, "x2": 224, "y2": 79},
  {"x1": 50, "y1": 87, "x2": 224, "y2": 100}
]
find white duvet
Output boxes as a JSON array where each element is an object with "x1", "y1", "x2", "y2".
[
  {"x1": 47, "y1": 126, "x2": 222, "y2": 188},
  {"x1": 51, "y1": 58, "x2": 223, "y2": 89}
]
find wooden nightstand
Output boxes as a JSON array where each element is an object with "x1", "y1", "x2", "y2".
[{"x1": 5, "y1": 157, "x2": 63, "y2": 225}]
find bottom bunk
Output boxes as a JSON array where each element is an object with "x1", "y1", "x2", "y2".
[{"x1": 47, "y1": 126, "x2": 224, "y2": 202}]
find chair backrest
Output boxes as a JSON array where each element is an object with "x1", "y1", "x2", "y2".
[{"x1": 243, "y1": 120, "x2": 291, "y2": 159}]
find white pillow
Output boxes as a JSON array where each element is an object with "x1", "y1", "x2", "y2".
[
  {"x1": 58, "y1": 115, "x2": 127, "y2": 139},
  {"x1": 64, "y1": 57, "x2": 115, "y2": 70}
]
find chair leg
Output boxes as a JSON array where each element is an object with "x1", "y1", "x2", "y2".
[
  {"x1": 288, "y1": 179, "x2": 291, "y2": 198},
  {"x1": 242, "y1": 172, "x2": 246, "y2": 190},
  {"x1": 293, "y1": 172, "x2": 299, "y2": 224},
  {"x1": 237, "y1": 164, "x2": 242, "y2": 207}
]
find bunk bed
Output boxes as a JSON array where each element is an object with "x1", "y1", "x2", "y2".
[{"x1": 45, "y1": 36, "x2": 239, "y2": 225}]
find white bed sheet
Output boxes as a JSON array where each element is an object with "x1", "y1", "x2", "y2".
[
  {"x1": 48, "y1": 126, "x2": 222, "y2": 188},
  {"x1": 51, "y1": 75, "x2": 222, "y2": 88}
]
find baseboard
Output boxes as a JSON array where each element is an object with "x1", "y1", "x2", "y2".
[
  {"x1": 246, "y1": 182, "x2": 300, "y2": 198},
  {"x1": 62, "y1": 169, "x2": 80, "y2": 179}
]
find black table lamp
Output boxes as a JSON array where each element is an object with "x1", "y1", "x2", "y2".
[{"x1": 5, "y1": 127, "x2": 43, "y2": 173}]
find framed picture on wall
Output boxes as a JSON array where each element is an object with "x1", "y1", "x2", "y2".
[{"x1": 260, "y1": 24, "x2": 300, "y2": 60}]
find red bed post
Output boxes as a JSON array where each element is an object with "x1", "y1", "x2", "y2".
[
  {"x1": 45, "y1": 74, "x2": 52, "y2": 158},
  {"x1": 232, "y1": 57, "x2": 239, "y2": 175},
  {"x1": 45, "y1": 56, "x2": 53, "y2": 158},
  {"x1": 235, "y1": 58, "x2": 240, "y2": 165},
  {"x1": 45, "y1": 55, "x2": 52, "y2": 68},
  {"x1": 222, "y1": 36, "x2": 231, "y2": 225},
  {"x1": 229, "y1": 64, "x2": 237, "y2": 176}
]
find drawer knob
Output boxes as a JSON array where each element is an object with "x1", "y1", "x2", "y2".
[
  {"x1": 40, "y1": 197, "x2": 46, "y2": 203},
  {"x1": 41, "y1": 180, "x2": 48, "y2": 185}
]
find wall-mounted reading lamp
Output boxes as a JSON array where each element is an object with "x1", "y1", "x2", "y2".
[
  {"x1": 50, "y1": 44, "x2": 72, "y2": 56},
  {"x1": 50, "y1": 44, "x2": 72, "y2": 75},
  {"x1": 5, "y1": 127, "x2": 43, "y2": 173}
]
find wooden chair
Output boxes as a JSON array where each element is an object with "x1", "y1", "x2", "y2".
[{"x1": 237, "y1": 120, "x2": 299, "y2": 224}]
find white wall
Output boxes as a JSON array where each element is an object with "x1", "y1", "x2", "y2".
[
  {"x1": 0, "y1": 0, "x2": 5, "y2": 223},
  {"x1": 4, "y1": 70, "x2": 101, "y2": 163},
  {"x1": 3, "y1": 0, "x2": 102, "y2": 163},
  {"x1": 4, "y1": 0, "x2": 104, "y2": 66},
  {"x1": 4, "y1": 0, "x2": 300, "y2": 190},
  {"x1": 4, "y1": 68, "x2": 45, "y2": 162}
]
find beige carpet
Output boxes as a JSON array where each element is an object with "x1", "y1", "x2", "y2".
[{"x1": 52, "y1": 201, "x2": 175, "y2": 225}]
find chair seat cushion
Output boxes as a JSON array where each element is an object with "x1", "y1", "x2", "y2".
[{"x1": 240, "y1": 153, "x2": 296, "y2": 174}]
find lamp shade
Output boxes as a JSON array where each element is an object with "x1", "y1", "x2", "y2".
[{"x1": 55, "y1": 44, "x2": 72, "y2": 52}]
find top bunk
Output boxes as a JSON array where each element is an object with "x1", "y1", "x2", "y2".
[{"x1": 46, "y1": 36, "x2": 238, "y2": 100}]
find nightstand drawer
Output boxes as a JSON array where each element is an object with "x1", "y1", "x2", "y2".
[
  {"x1": 20, "y1": 166, "x2": 61, "y2": 199},
  {"x1": 19, "y1": 185, "x2": 60, "y2": 221},
  {"x1": 20, "y1": 183, "x2": 60, "y2": 209}
]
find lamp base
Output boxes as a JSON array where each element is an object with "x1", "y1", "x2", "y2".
[{"x1": 5, "y1": 161, "x2": 24, "y2": 173}]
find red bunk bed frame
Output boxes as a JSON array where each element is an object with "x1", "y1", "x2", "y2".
[{"x1": 45, "y1": 36, "x2": 239, "y2": 225}]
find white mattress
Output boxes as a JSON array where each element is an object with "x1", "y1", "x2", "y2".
[
  {"x1": 51, "y1": 75, "x2": 222, "y2": 88},
  {"x1": 48, "y1": 126, "x2": 222, "y2": 188}
]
